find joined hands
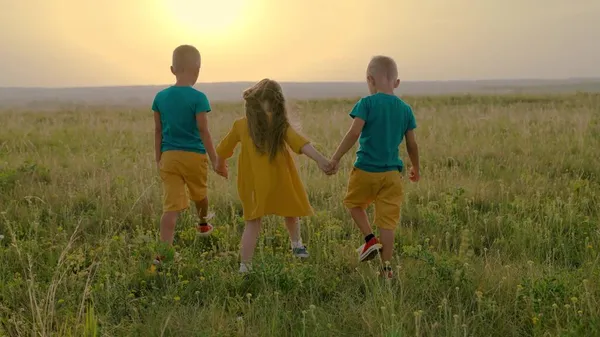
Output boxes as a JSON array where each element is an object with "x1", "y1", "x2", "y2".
[
  {"x1": 318, "y1": 158, "x2": 340, "y2": 176},
  {"x1": 213, "y1": 157, "x2": 228, "y2": 179}
]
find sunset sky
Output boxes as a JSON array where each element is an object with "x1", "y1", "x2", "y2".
[{"x1": 1, "y1": 0, "x2": 599, "y2": 87}]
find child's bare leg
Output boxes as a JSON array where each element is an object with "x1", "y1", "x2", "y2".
[
  {"x1": 285, "y1": 217, "x2": 308, "y2": 257},
  {"x1": 350, "y1": 207, "x2": 373, "y2": 237},
  {"x1": 284, "y1": 217, "x2": 302, "y2": 246},
  {"x1": 240, "y1": 218, "x2": 262, "y2": 265},
  {"x1": 193, "y1": 197, "x2": 214, "y2": 235},
  {"x1": 194, "y1": 197, "x2": 209, "y2": 224},
  {"x1": 379, "y1": 228, "x2": 395, "y2": 263},
  {"x1": 160, "y1": 211, "x2": 179, "y2": 245},
  {"x1": 350, "y1": 207, "x2": 382, "y2": 262}
]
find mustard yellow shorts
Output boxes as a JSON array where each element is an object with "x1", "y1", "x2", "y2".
[
  {"x1": 343, "y1": 168, "x2": 404, "y2": 230},
  {"x1": 159, "y1": 151, "x2": 208, "y2": 212}
]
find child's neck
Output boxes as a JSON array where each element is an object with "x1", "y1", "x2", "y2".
[
  {"x1": 174, "y1": 75, "x2": 196, "y2": 87},
  {"x1": 375, "y1": 88, "x2": 395, "y2": 95},
  {"x1": 174, "y1": 80, "x2": 194, "y2": 87}
]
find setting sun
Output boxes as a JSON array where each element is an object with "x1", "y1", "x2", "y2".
[{"x1": 161, "y1": 0, "x2": 249, "y2": 42}]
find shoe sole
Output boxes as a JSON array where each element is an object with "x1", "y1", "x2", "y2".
[
  {"x1": 293, "y1": 253, "x2": 309, "y2": 258},
  {"x1": 359, "y1": 243, "x2": 383, "y2": 262}
]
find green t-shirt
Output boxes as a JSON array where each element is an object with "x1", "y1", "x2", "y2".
[
  {"x1": 349, "y1": 93, "x2": 416, "y2": 173},
  {"x1": 152, "y1": 86, "x2": 211, "y2": 154}
]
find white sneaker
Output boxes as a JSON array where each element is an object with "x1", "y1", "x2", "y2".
[{"x1": 239, "y1": 263, "x2": 252, "y2": 274}]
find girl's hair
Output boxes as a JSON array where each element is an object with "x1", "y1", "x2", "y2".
[{"x1": 243, "y1": 79, "x2": 290, "y2": 160}]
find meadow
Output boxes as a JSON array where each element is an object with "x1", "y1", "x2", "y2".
[{"x1": 1, "y1": 93, "x2": 599, "y2": 337}]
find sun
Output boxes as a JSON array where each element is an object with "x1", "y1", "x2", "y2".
[{"x1": 162, "y1": 0, "x2": 248, "y2": 41}]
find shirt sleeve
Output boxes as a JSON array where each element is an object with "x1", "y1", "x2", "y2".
[
  {"x1": 216, "y1": 120, "x2": 240, "y2": 159},
  {"x1": 406, "y1": 105, "x2": 417, "y2": 130},
  {"x1": 284, "y1": 126, "x2": 310, "y2": 154},
  {"x1": 349, "y1": 97, "x2": 368, "y2": 121},
  {"x1": 195, "y1": 92, "x2": 212, "y2": 114}
]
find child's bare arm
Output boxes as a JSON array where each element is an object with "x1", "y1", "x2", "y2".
[
  {"x1": 405, "y1": 129, "x2": 420, "y2": 181},
  {"x1": 331, "y1": 118, "x2": 365, "y2": 166},
  {"x1": 153, "y1": 112, "x2": 162, "y2": 167},
  {"x1": 300, "y1": 143, "x2": 330, "y2": 172},
  {"x1": 196, "y1": 113, "x2": 217, "y2": 166}
]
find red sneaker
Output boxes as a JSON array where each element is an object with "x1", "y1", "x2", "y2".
[
  {"x1": 196, "y1": 223, "x2": 214, "y2": 236},
  {"x1": 357, "y1": 237, "x2": 383, "y2": 262}
]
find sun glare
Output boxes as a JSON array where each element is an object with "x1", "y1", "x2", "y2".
[{"x1": 162, "y1": 0, "x2": 248, "y2": 42}]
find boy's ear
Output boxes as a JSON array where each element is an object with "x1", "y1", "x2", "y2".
[
  {"x1": 394, "y1": 79, "x2": 400, "y2": 88},
  {"x1": 367, "y1": 75, "x2": 375, "y2": 86},
  {"x1": 170, "y1": 66, "x2": 176, "y2": 75}
]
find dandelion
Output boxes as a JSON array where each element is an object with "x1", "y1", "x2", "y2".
[
  {"x1": 527, "y1": 260, "x2": 534, "y2": 267},
  {"x1": 57, "y1": 299, "x2": 65, "y2": 304},
  {"x1": 552, "y1": 303, "x2": 558, "y2": 309},
  {"x1": 174, "y1": 296, "x2": 180, "y2": 301},
  {"x1": 570, "y1": 297, "x2": 578, "y2": 304},
  {"x1": 517, "y1": 284, "x2": 523, "y2": 292},
  {"x1": 531, "y1": 316, "x2": 539, "y2": 325},
  {"x1": 0, "y1": 234, "x2": 4, "y2": 240},
  {"x1": 195, "y1": 291, "x2": 200, "y2": 295},
  {"x1": 199, "y1": 276, "x2": 205, "y2": 281},
  {"x1": 246, "y1": 293, "x2": 252, "y2": 299},
  {"x1": 309, "y1": 305, "x2": 316, "y2": 310}
]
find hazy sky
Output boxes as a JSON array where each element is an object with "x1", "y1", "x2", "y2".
[{"x1": 1, "y1": 0, "x2": 599, "y2": 87}]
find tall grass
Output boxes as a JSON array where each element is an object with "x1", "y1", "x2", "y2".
[{"x1": 1, "y1": 93, "x2": 599, "y2": 336}]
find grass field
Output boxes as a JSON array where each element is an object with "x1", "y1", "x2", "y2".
[{"x1": 1, "y1": 93, "x2": 599, "y2": 336}]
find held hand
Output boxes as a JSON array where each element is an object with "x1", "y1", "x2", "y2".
[
  {"x1": 409, "y1": 166, "x2": 420, "y2": 182},
  {"x1": 327, "y1": 159, "x2": 340, "y2": 175},
  {"x1": 317, "y1": 160, "x2": 333, "y2": 175},
  {"x1": 213, "y1": 159, "x2": 228, "y2": 179}
]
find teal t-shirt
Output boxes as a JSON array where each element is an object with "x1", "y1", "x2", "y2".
[
  {"x1": 349, "y1": 93, "x2": 416, "y2": 173},
  {"x1": 152, "y1": 86, "x2": 211, "y2": 154}
]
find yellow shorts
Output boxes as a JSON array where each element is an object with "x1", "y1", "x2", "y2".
[
  {"x1": 159, "y1": 150, "x2": 208, "y2": 212},
  {"x1": 343, "y1": 168, "x2": 404, "y2": 230}
]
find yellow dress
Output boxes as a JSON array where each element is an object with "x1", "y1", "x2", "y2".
[{"x1": 216, "y1": 118, "x2": 314, "y2": 221}]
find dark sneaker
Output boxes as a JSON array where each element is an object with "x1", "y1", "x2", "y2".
[{"x1": 292, "y1": 246, "x2": 309, "y2": 258}]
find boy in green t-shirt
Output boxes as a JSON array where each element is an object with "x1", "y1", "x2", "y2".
[{"x1": 329, "y1": 55, "x2": 421, "y2": 278}]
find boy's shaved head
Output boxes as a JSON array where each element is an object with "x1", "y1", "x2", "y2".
[
  {"x1": 367, "y1": 55, "x2": 398, "y2": 80},
  {"x1": 172, "y1": 45, "x2": 201, "y2": 73}
]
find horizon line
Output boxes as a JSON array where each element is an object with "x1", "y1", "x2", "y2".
[{"x1": 1, "y1": 77, "x2": 600, "y2": 90}]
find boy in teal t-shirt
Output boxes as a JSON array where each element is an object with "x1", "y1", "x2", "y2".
[
  {"x1": 329, "y1": 55, "x2": 421, "y2": 278},
  {"x1": 151, "y1": 45, "x2": 226, "y2": 265}
]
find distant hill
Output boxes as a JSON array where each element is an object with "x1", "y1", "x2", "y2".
[{"x1": 1, "y1": 79, "x2": 599, "y2": 109}]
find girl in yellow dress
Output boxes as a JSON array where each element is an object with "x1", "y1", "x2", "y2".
[{"x1": 215, "y1": 79, "x2": 331, "y2": 273}]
